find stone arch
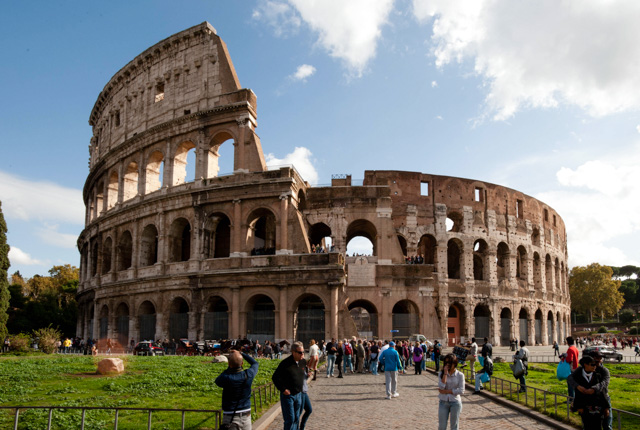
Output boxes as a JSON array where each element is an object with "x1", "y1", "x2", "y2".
[
  {"x1": 446, "y1": 210, "x2": 463, "y2": 232},
  {"x1": 497, "y1": 242, "x2": 510, "y2": 281},
  {"x1": 95, "y1": 180, "x2": 104, "y2": 216},
  {"x1": 473, "y1": 239, "x2": 488, "y2": 281},
  {"x1": 101, "y1": 236, "x2": 113, "y2": 275},
  {"x1": 447, "y1": 303, "x2": 465, "y2": 346},
  {"x1": 207, "y1": 131, "x2": 236, "y2": 178},
  {"x1": 138, "y1": 300, "x2": 157, "y2": 341},
  {"x1": 107, "y1": 170, "x2": 118, "y2": 210},
  {"x1": 247, "y1": 208, "x2": 277, "y2": 255},
  {"x1": 99, "y1": 304, "x2": 109, "y2": 340},
  {"x1": 308, "y1": 222, "x2": 332, "y2": 250},
  {"x1": 533, "y1": 252, "x2": 542, "y2": 290},
  {"x1": 123, "y1": 161, "x2": 139, "y2": 201},
  {"x1": 204, "y1": 296, "x2": 229, "y2": 340},
  {"x1": 140, "y1": 224, "x2": 159, "y2": 266},
  {"x1": 447, "y1": 238, "x2": 463, "y2": 279},
  {"x1": 473, "y1": 304, "x2": 491, "y2": 340},
  {"x1": 516, "y1": 245, "x2": 528, "y2": 280},
  {"x1": 418, "y1": 234, "x2": 437, "y2": 265},
  {"x1": 145, "y1": 150, "x2": 164, "y2": 193},
  {"x1": 535, "y1": 309, "x2": 543, "y2": 344},
  {"x1": 298, "y1": 190, "x2": 307, "y2": 212},
  {"x1": 500, "y1": 308, "x2": 512, "y2": 346},
  {"x1": 117, "y1": 230, "x2": 133, "y2": 271},
  {"x1": 392, "y1": 299, "x2": 419, "y2": 338},
  {"x1": 173, "y1": 140, "x2": 196, "y2": 185},
  {"x1": 348, "y1": 299, "x2": 378, "y2": 339},
  {"x1": 294, "y1": 294, "x2": 326, "y2": 347},
  {"x1": 561, "y1": 262, "x2": 566, "y2": 292},
  {"x1": 169, "y1": 297, "x2": 190, "y2": 340},
  {"x1": 91, "y1": 241, "x2": 99, "y2": 277},
  {"x1": 531, "y1": 227, "x2": 541, "y2": 246},
  {"x1": 547, "y1": 310, "x2": 554, "y2": 345},
  {"x1": 518, "y1": 308, "x2": 529, "y2": 344},
  {"x1": 397, "y1": 234, "x2": 408, "y2": 257},
  {"x1": 168, "y1": 217, "x2": 191, "y2": 262},
  {"x1": 246, "y1": 294, "x2": 276, "y2": 342},
  {"x1": 204, "y1": 212, "x2": 231, "y2": 258},
  {"x1": 554, "y1": 257, "x2": 561, "y2": 290},
  {"x1": 346, "y1": 219, "x2": 377, "y2": 256},
  {"x1": 545, "y1": 254, "x2": 553, "y2": 289},
  {"x1": 557, "y1": 311, "x2": 563, "y2": 344},
  {"x1": 115, "y1": 302, "x2": 130, "y2": 347}
]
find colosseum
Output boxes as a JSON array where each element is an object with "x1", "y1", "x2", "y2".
[{"x1": 76, "y1": 22, "x2": 571, "y2": 348}]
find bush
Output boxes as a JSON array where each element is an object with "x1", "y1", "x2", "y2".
[
  {"x1": 620, "y1": 309, "x2": 635, "y2": 325},
  {"x1": 33, "y1": 326, "x2": 62, "y2": 354},
  {"x1": 629, "y1": 327, "x2": 638, "y2": 335},
  {"x1": 597, "y1": 326, "x2": 608, "y2": 333},
  {"x1": 9, "y1": 333, "x2": 31, "y2": 352}
]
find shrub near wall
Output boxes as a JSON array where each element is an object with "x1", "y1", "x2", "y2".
[
  {"x1": 8, "y1": 333, "x2": 30, "y2": 352},
  {"x1": 597, "y1": 326, "x2": 608, "y2": 333},
  {"x1": 33, "y1": 326, "x2": 62, "y2": 354}
]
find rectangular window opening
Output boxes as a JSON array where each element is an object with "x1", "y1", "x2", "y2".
[
  {"x1": 553, "y1": 215, "x2": 557, "y2": 226},
  {"x1": 155, "y1": 83, "x2": 165, "y2": 103},
  {"x1": 544, "y1": 208, "x2": 549, "y2": 222},
  {"x1": 516, "y1": 199, "x2": 524, "y2": 219},
  {"x1": 420, "y1": 182, "x2": 429, "y2": 196},
  {"x1": 474, "y1": 187, "x2": 483, "y2": 202},
  {"x1": 115, "y1": 111, "x2": 121, "y2": 127},
  {"x1": 184, "y1": 109, "x2": 191, "y2": 115}
]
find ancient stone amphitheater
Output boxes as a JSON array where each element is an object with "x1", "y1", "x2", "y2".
[{"x1": 77, "y1": 22, "x2": 570, "y2": 348}]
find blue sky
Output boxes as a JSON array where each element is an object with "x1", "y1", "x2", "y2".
[{"x1": 2, "y1": 0, "x2": 640, "y2": 278}]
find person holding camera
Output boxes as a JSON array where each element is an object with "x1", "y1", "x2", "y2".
[
  {"x1": 215, "y1": 350, "x2": 259, "y2": 430},
  {"x1": 437, "y1": 353, "x2": 465, "y2": 430}
]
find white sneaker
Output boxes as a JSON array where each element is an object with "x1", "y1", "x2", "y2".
[
  {"x1": 392, "y1": 392, "x2": 399, "y2": 398},
  {"x1": 326, "y1": 375, "x2": 330, "y2": 378}
]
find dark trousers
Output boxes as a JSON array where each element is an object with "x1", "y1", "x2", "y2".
[{"x1": 300, "y1": 392, "x2": 312, "y2": 430}]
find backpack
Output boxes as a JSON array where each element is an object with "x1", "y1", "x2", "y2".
[
  {"x1": 434, "y1": 344, "x2": 441, "y2": 355},
  {"x1": 486, "y1": 360, "x2": 493, "y2": 376},
  {"x1": 344, "y1": 343, "x2": 352, "y2": 355}
]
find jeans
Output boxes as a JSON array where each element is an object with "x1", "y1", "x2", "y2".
[
  {"x1": 221, "y1": 412, "x2": 252, "y2": 430},
  {"x1": 474, "y1": 373, "x2": 486, "y2": 391},
  {"x1": 344, "y1": 355, "x2": 353, "y2": 373},
  {"x1": 370, "y1": 359, "x2": 378, "y2": 375},
  {"x1": 567, "y1": 381, "x2": 575, "y2": 400},
  {"x1": 518, "y1": 375, "x2": 526, "y2": 392},
  {"x1": 384, "y1": 370, "x2": 398, "y2": 397},
  {"x1": 435, "y1": 355, "x2": 440, "y2": 372},
  {"x1": 300, "y1": 392, "x2": 312, "y2": 430},
  {"x1": 438, "y1": 399, "x2": 462, "y2": 430},
  {"x1": 280, "y1": 392, "x2": 302, "y2": 430},
  {"x1": 326, "y1": 354, "x2": 336, "y2": 376}
]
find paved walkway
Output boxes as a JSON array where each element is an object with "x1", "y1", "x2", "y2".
[{"x1": 267, "y1": 370, "x2": 557, "y2": 430}]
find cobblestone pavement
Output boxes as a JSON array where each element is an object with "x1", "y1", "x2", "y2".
[{"x1": 267, "y1": 370, "x2": 557, "y2": 430}]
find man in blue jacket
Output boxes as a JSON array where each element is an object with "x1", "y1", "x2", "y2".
[
  {"x1": 215, "y1": 350, "x2": 259, "y2": 430},
  {"x1": 379, "y1": 341, "x2": 404, "y2": 399}
]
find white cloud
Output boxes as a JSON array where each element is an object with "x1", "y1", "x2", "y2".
[
  {"x1": 536, "y1": 146, "x2": 640, "y2": 267},
  {"x1": 266, "y1": 147, "x2": 319, "y2": 185},
  {"x1": 36, "y1": 224, "x2": 78, "y2": 249},
  {"x1": 636, "y1": 125, "x2": 640, "y2": 133},
  {"x1": 290, "y1": 64, "x2": 317, "y2": 82},
  {"x1": 431, "y1": 80, "x2": 438, "y2": 88},
  {"x1": 0, "y1": 170, "x2": 84, "y2": 225},
  {"x1": 8, "y1": 246, "x2": 45, "y2": 266},
  {"x1": 256, "y1": 0, "x2": 395, "y2": 76},
  {"x1": 413, "y1": 1, "x2": 640, "y2": 120},
  {"x1": 435, "y1": 115, "x2": 443, "y2": 120}
]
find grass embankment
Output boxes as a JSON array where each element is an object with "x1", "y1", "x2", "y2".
[
  {"x1": 0, "y1": 354, "x2": 281, "y2": 429},
  {"x1": 428, "y1": 360, "x2": 640, "y2": 429}
]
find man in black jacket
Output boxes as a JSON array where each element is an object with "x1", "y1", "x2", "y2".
[
  {"x1": 272, "y1": 341, "x2": 307, "y2": 430},
  {"x1": 215, "y1": 350, "x2": 259, "y2": 430},
  {"x1": 481, "y1": 337, "x2": 493, "y2": 358}
]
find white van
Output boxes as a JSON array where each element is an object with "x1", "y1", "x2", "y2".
[{"x1": 408, "y1": 334, "x2": 432, "y2": 346}]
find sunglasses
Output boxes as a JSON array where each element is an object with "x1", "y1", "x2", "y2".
[{"x1": 293, "y1": 350, "x2": 304, "y2": 354}]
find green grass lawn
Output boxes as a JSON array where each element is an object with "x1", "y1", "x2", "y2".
[
  {"x1": 0, "y1": 354, "x2": 281, "y2": 429},
  {"x1": 427, "y1": 360, "x2": 640, "y2": 429}
]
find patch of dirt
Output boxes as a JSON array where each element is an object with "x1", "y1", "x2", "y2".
[
  {"x1": 615, "y1": 374, "x2": 640, "y2": 379},
  {"x1": 67, "y1": 372, "x2": 127, "y2": 378}
]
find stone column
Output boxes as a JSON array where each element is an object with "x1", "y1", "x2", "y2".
[
  {"x1": 231, "y1": 287, "x2": 240, "y2": 338},
  {"x1": 528, "y1": 317, "x2": 535, "y2": 346},
  {"x1": 278, "y1": 287, "x2": 288, "y2": 342},
  {"x1": 188, "y1": 311, "x2": 198, "y2": 340},
  {"x1": 278, "y1": 194, "x2": 289, "y2": 253},
  {"x1": 330, "y1": 285, "x2": 339, "y2": 339},
  {"x1": 155, "y1": 312, "x2": 165, "y2": 340},
  {"x1": 541, "y1": 314, "x2": 548, "y2": 346},
  {"x1": 231, "y1": 199, "x2": 243, "y2": 256},
  {"x1": 138, "y1": 151, "x2": 146, "y2": 196},
  {"x1": 164, "y1": 141, "x2": 172, "y2": 188},
  {"x1": 117, "y1": 161, "x2": 124, "y2": 205},
  {"x1": 235, "y1": 118, "x2": 246, "y2": 172}
]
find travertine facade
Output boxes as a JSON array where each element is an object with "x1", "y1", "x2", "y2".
[{"x1": 77, "y1": 22, "x2": 570, "y2": 348}]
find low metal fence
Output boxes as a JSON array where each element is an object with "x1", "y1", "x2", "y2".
[
  {"x1": 426, "y1": 361, "x2": 640, "y2": 429},
  {"x1": 493, "y1": 354, "x2": 640, "y2": 364}
]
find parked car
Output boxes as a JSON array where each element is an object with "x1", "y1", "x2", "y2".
[
  {"x1": 134, "y1": 341, "x2": 165, "y2": 356},
  {"x1": 582, "y1": 345, "x2": 623, "y2": 362}
]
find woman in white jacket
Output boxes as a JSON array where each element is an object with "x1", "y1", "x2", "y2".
[
  {"x1": 308, "y1": 339, "x2": 320, "y2": 381},
  {"x1": 438, "y1": 353, "x2": 465, "y2": 430}
]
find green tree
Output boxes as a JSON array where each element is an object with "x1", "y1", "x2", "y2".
[
  {"x1": 570, "y1": 263, "x2": 625, "y2": 323},
  {"x1": 619, "y1": 308, "x2": 635, "y2": 325},
  {"x1": 619, "y1": 280, "x2": 639, "y2": 304},
  {"x1": 0, "y1": 201, "x2": 10, "y2": 342}
]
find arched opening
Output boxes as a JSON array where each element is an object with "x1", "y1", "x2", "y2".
[
  {"x1": 95, "y1": 181, "x2": 104, "y2": 216},
  {"x1": 555, "y1": 258, "x2": 561, "y2": 291},
  {"x1": 123, "y1": 161, "x2": 139, "y2": 201},
  {"x1": 115, "y1": 303, "x2": 129, "y2": 348},
  {"x1": 447, "y1": 239, "x2": 462, "y2": 279},
  {"x1": 535, "y1": 309, "x2": 543, "y2": 345},
  {"x1": 145, "y1": 150, "x2": 164, "y2": 193},
  {"x1": 295, "y1": 295, "x2": 325, "y2": 347},
  {"x1": 173, "y1": 141, "x2": 196, "y2": 185},
  {"x1": 557, "y1": 311, "x2": 563, "y2": 343},
  {"x1": 107, "y1": 171, "x2": 118, "y2": 210},
  {"x1": 473, "y1": 239, "x2": 488, "y2": 281},
  {"x1": 207, "y1": 133, "x2": 235, "y2": 177},
  {"x1": 169, "y1": 218, "x2": 191, "y2": 262},
  {"x1": 418, "y1": 234, "x2": 437, "y2": 265},
  {"x1": 140, "y1": 224, "x2": 159, "y2": 266},
  {"x1": 247, "y1": 209, "x2": 276, "y2": 255},
  {"x1": 88, "y1": 306, "x2": 94, "y2": 341},
  {"x1": 392, "y1": 300, "x2": 419, "y2": 338},
  {"x1": 500, "y1": 308, "x2": 512, "y2": 346},
  {"x1": 169, "y1": 297, "x2": 190, "y2": 340},
  {"x1": 346, "y1": 219, "x2": 377, "y2": 256},
  {"x1": 99, "y1": 305, "x2": 109, "y2": 340},
  {"x1": 561, "y1": 262, "x2": 566, "y2": 292},
  {"x1": 298, "y1": 190, "x2": 307, "y2": 212},
  {"x1": 204, "y1": 296, "x2": 228, "y2": 340},
  {"x1": 519, "y1": 308, "x2": 529, "y2": 344},
  {"x1": 516, "y1": 245, "x2": 528, "y2": 280},
  {"x1": 308, "y1": 222, "x2": 332, "y2": 252},
  {"x1": 497, "y1": 242, "x2": 510, "y2": 281},
  {"x1": 204, "y1": 213, "x2": 231, "y2": 258},
  {"x1": 397, "y1": 235, "x2": 407, "y2": 258},
  {"x1": 247, "y1": 295, "x2": 275, "y2": 342},
  {"x1": 349, "y1": 300, "x2": 378, "y2": 339},
  {"x1": 531, "y1": 227, "x2": 541, "y2": 246},
  {"x1": 547, "y1": 311, "x2": 554, "y2": 345},
  {"x1": 91, "y1": 242, "x2": 99, "y2": 277},
  {"x1": 117, "y1": 231, "x2": 133, "y2": 271},
  {"x1": 545, "y1": 254, "x2": 553, "y2": 290},
  {"x1": 533, "y1": 252, "x2": 542, "y2": 290},
  {"x1": 447, "y1": 303, "x2": 464, "y2": 346},
  {"x1": 101, "y1": 237, "x2": 112, "y2": 275},
  {"x1": 446, "y1": 211, "x2": 463, "y2": 232},
  {"x1": 474, "y1": 304, "x2": 491, "y2": 340},
  {"x1": 138, "y1": 301, "x2": 156, "y2": 341}
]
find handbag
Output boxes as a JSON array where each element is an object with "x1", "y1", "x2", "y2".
[
  {"x1": 510, "y1": 358, "x2": 525, "y2": 378},
  {"x1": 556, "y1": 360, "x2": 571, "y2": 381},
  {"x1": 480, "y1": 372, "x2": 490, "y2": 383},
  {"x1": 478, "y1": 356, "x2": 485, "y2": 367}
]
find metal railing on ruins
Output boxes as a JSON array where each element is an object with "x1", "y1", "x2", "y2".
[
  {"x1": 1, "y1": 382, "x2": 279, "y2": 430},
  {"x1": 425, "y1": 361, "x2": 640, "y2": 429}
]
